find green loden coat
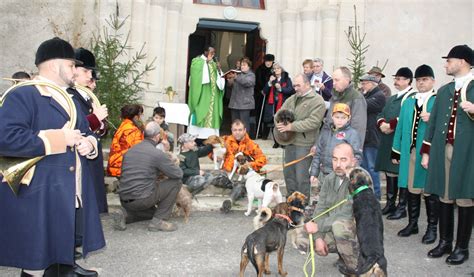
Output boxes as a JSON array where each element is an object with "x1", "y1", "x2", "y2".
[
  {"x1": 374, "y1": 89, "x2": 414, "y2": 174},
  {"x1": 392, "y1": 91, "x2": 436, "y2": 189},
  {"x1": 423, "y1": 80, "x2": 474, "y2": 199}
]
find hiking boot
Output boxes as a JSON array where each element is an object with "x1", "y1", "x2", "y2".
[
  {"x1": 113, "y1": 207, "x2": 127, "y2": 231},
  {"x1": 148, "y1": 218, "x2": 177, "y2": 232}
]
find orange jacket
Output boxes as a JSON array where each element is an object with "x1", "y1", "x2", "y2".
[
  {"x1": 222, "y1": 133, "x2": 267, "y2": 172},
  {"x1": 107, "y1": 119, "x2": 144, "y2": 177}
]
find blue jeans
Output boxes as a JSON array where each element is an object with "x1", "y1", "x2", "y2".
[{"x1": 361, "y1": 146, "x2": 381, "y2": 200}]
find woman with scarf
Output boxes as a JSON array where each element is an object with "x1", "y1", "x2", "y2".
[{"x1": 262, "y1": 62, "x2": 295, "y2": 148}]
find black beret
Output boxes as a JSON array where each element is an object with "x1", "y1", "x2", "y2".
[
  {"x1": 414, "y1": 64, "x2": 435, "y2": 79},
  {"x1": 35, "y1": 37, "x2": 82, "y2": 66},
  {"x1": 393, "y1": 67, "x2": 413, "y2": 80},
  {"x1": 74, "y1": 48, "x2": 96, "y2": 70},
  {"x1": 442, "y1": 44, "x2": 473, "y2": 65},
  {"x1": 264, "y1": 54, "x2": 275, "y2": 62}
]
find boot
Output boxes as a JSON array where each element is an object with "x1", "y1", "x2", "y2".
[
  {"x1": 382, "y1": 176, "x2": 398, "y2": 215},
  {"x1": 148, "y1": 218, "x2": 177, "y2": 232},
  {"x1": 387, "y1": 187, "x2": 408, "y2": 220},
  {"x1": 220, "y1": 183, "x2": 245, "y2": 214},
  {"x1": 428, "y1": 202, "x2": 453, "y2": 258},
  {"x1": 446, "y1": 206, "x2": 472, "y2": 265},
  {"x1": 422, "y1": 195, "x2": 439, "y2": 244},
  {"x1": 397, "y1": 192, "x2": 420, "y2": 237}
]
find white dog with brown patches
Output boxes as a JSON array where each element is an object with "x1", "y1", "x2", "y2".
[
  {"x1": 203, "y1": 135, "x2": 227, "y2": 170},
  {"x1": 243, "y1": 170, "x2": 284, "y2": 216}
]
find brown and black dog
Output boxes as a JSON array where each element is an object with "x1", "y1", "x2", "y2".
[
  {"x1": 240, "y1": 192, "x2": 305, "y2": 277},
  {"x1": 338, "y1": 167, "x2": 387, "y2": 277}
]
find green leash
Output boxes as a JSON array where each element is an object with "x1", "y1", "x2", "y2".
[{"x1": 303, "y1": 185, "x2": 370, "y2": 277}]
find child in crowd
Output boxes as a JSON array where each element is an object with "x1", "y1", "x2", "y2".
[
  {"x1": 153, "y1": 106, "x2": 175, "y2": 151},
  {"x1": 178, "y1": 133, "x2": 232, "y2": 194},
  {"x1": 310, "y1": 103, "x2": 363, "y2": 196}
]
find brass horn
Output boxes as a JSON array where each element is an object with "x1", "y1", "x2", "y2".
[{"x1": 0, "y1": 80, "x2": 77, "y2": 195}]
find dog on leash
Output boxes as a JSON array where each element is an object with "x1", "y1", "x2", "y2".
[
  {"x1": 203, "y1": 135, "x2": 226, "y2": 170},
  {"x1": 239, "y1": 195, "x2": 305, "y2": 277},
  {"x1": 242, "y1": 165, "x2": 283, "y2": 216},
  {"x1": 338, "y1": 167, "x2": 387, "y2": 277},
  {"x1": 252, "y1": 192, "x2": 308, "y2": 254},
  {"x1": 286, "y1": 192, "x2": 309, "y2": 254}
]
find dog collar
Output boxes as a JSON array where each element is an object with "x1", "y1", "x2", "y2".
[
  {"x1": 349, "y1": 185, "x2": 369, "y2": 198},
  {"x1": 274, "y1": 213, "x2": 293, "y2": 224}
]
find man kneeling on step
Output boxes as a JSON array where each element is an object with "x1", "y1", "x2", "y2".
[
  {"x1": 114, "y1": 121, "x2": 184, "y2": 232},
  {"x1": 304, "y1": 143, "x2": 360, "y2": 273}
]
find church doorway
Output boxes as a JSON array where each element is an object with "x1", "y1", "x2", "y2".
[{"x1": 186, "y1": 18, "x2": 266, "y2": 136}]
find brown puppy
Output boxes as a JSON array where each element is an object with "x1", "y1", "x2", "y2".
[
  {"x1": 240, "y1": 202, "x2": 290, "y2": 277},
  {"x1": 174, "y1": 186, "x2": 192, "y2": 223},
  {"x1": 240, "y1": 192, "x2": 306, "y2": 277}
]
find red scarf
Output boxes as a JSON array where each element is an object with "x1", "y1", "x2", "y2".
[{"x1": 268, "y1": 82, "x2": 287, "y2": 112}]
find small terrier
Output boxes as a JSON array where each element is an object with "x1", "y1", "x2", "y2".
[
  {"x1": 203, "y1": 135, "x2": 227, "y2": 170},
  {"x1": 239, "y1": 157, "x2": 283, "y2": 216},
  {"x1": 174, "y1": 186, "x2": 193, "y2": 223},
  {"x1": 228, "y1": 152, "x2": 252, "y2": 181}
]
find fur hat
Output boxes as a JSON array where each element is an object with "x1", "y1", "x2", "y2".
[
  {"x1": 264, "y1": 54, "x2": 275, "y2": 62},
  {"x1": 35, "y1": 37, "x2": 82, "y2": 66},
  {"x1": 442, "y1": 45, "x2": 473, "y2": 65},
  {"x1": 367, "y1": 66, "x2": 385, "y2": 78},
  {"x1": 74, "y1": 48, "x2": 96, "y2": 70},
  {"x1": 393, "y1": 67, "x2": 413, "y2": 80},
  {"x1": 414, "y1": 64, "x2": 435, "y2": 79}
]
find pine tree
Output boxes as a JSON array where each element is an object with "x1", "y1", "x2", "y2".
[
  {"x1": 345, "y1": 5, "x2": 369, "y2": 88},
  {"x1": 91, "y1": 13, "x2": 156, "y2": 130}
]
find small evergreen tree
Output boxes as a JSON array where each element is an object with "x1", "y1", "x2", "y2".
[
  {"x1": 91, "y1": 13, "x2": 156, "y2": 130},
  {"x1": 345, "y1": 5, "x2": 369, "y2": 88}
]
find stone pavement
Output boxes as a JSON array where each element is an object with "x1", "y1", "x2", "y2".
[{"x1": 1, "y1": 197, "x2": 473, "y2": 276}]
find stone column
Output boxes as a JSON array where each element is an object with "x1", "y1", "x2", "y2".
[
  {"x1": 162, "y1": 0, "x2": 183, "y2": 92},
  {"x1": 279, "y1": 10, "x2": 298, "y2": 75},
  {"x1": 146, "y1": 0, "x2": 167, "y2": 107},
  {"x1": 129, "y1": 0, "x2": 148, "y2": 52},
  {"x1": 299, "y1": 9, "x2": 318, "y2": 59},
  {"x1": 320, "y1": 5, "x2": 339, "y2": 72}
]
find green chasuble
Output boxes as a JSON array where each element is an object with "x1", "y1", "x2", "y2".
[{"x1": 188, "y1": 57, "x2": 224, "y2": 129}]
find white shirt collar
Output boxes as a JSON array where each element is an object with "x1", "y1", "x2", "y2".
[
  {"x1": 415, "y1": 89, "x2": 433, "y2": 107},
  {"x1": 454, "y1": 72, "x2": 473, "y2": 91},
  {"x1": 397, "y1": 86, "x2": 412, "y2": 98}
]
